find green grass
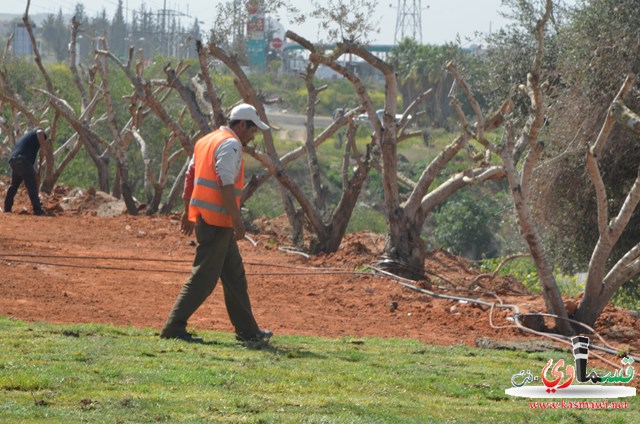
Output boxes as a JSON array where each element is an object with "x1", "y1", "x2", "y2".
[{"x1": 2, "y1": 318, "x2": 636, "y2": 423}]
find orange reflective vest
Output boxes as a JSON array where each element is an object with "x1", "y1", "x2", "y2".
[{"x1": 188, "y1": 129, "x2": 244, "y2": 227}]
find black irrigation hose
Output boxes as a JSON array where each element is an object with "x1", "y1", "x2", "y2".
[
  {"x1": 370, "y1": 265, "x2": 640, "y2": 363},
  {"x1": 0, "y1": 257, "x2": 187, "y2": 274},
  {"x1": 0, "y1": 253, "x2": 368, "y2": 276},
  {"x1": 0, "y1": 252, "x2": 347, "y2": 271},
  {"x1": 1, "y1": 253, "x2": 190, "y2": 263}
]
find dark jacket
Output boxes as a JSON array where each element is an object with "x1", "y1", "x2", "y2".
[{"x1": 10, "y1": 129, "x2": 43, "y2": 165}]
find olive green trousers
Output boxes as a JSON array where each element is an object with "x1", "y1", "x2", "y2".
[{"x1": 161, "y1": 218, "x2": 260, "y2": 339}]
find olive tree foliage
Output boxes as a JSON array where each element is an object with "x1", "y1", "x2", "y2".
[
  {"x1": 446, "y1": 0, "x2": 580, "y2": 334},
  {"x1": 540, "y1": 0, "x2": 640, "y2": 327},
  {"x1": 573, "y1": 77, "x2": 640, "y2": 328},
  {"x1": 478, "y1": 0, "x2": 572, "y2": 117},
  {"x1": 534, "y1": 0, "x2": 640, "y2": 274},
  {"x1": 482, "y1": 0, "x2": 640, "y2": 329},
  {"x1": 294, "y1": 0, "x2": 381, "y2": 43},
  {"x1": 453, "y1": 0, "x2": 640, "y2": 332}
]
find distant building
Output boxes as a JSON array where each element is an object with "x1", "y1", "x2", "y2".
[
  {"x1": 462, "y1": 44, "x2": 486, "y2": 58},
  {"x1": 0, "y1": 14, "x2": 48, "y2": 57},
  {"x1": 316, "y1": 65, "x2": 341, "y2": 80},
  {"x1": 12, "y1": 22, "x2": 34, "y2": 56},
  {"x1": 282, "y1": 43, "x2": 394, "y2": 83}
]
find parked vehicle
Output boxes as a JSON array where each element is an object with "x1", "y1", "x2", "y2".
[
  {"x1": 356, "y1": 109, "x2": 409, "y2": 125},
  {"x1": 332, "y1": 108, "x2": 346, "y2": 120}
]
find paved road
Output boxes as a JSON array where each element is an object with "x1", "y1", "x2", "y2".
[{"x1": 265, "y1": 111, "x2": 333, "y2": 132}]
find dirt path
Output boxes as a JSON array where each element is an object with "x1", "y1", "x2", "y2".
[{"x1": 0, "y1": 184, "x2": 638, "y2": 373}]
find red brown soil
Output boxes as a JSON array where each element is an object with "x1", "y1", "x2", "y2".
[{"x1": 1, "y1": 183, "x2": 638, "y2": 375}]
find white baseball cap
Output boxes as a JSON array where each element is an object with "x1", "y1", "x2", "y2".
[{"x1": 229, "y1": 103, "x2": 269, "y2": 130}]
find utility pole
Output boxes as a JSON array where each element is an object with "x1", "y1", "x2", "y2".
[
  {"x1": 233, "y1": 0, "x2": 243, "y2": 47},
  {"x1": 162, "y1": 0, "x2": 167, "y2": 56},
  {"x1": 394, "y1": 0, "x2": 422, "y2": 44},
  {"x1": 155, "y1": 0, "x2": 192, "y2": 57}
]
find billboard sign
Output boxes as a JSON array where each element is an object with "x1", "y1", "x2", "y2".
[{"x1": 246, "y1": 1, "x2": 265, "y2": 71}]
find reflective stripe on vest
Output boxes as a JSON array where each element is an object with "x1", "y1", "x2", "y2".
[
  {"x1": 193, "y1": 177, "x2": 243, "y2": 196},
  {"x1": 188, "y1": 129, "x2": 244, "y2": 227}
]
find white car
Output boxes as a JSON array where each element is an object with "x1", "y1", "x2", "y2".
[{"x1": 356, "y1": 109, "x2": 408, "y2": 125}]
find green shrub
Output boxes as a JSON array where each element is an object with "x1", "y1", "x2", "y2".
[
  {"x1": 432, "y1": 191, "x2": 501, "y2": 260},
  {"x1": 611, "y1": 278, "x2": 640, "y2": 311},
  {"x1": 347, "y1": 204, "x2": 387, "y2": 234},
  {"x1": 478, "y1": 256, "x2": 584, "y2": 297}
]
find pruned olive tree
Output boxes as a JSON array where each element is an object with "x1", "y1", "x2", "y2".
[
  {"x1": 0, "y1": 8, "x2": 86, "y2": 196},
  {"x1": 450, "y1": 0, "x2": 640, "y2": 334},
  {"x1": 7, "y1": 4, "x2": 197, "y2": 214},
  {"x1": 573, "y1": 76, "x2": 640, "y2": 328},
  {"x1": 201, "y1": 35, "x2": 373, "y2": 253},
  {"x1": 447, "y1": 0, "x2": 576, "y2": 335},
  {"x1": 286, "y1": 0, "x2": 510, "y2": 276},
  {"x1": 288, "y1": 44, "x2": 506, "y2": 277},
  {"x1": 95, "y1": 43, "x2": 197, "y2": 214},
  {"x1": 194, "y1": 0, "x2": 376, "y2": 253}
]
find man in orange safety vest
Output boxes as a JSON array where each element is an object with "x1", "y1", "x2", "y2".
[{"x1": 161, "y1": 103, "x2": 272, "y2": 345}]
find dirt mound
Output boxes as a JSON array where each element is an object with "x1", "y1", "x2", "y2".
[
  {"x1": 57, "y1": 187, "x2": 126, "y2": 216},
  {"x1": 0, "y1": 181, "x2": 638, "y2": 378},
  {"x1": 0, "y1": 178, "x2": 126, "y2": 217}
]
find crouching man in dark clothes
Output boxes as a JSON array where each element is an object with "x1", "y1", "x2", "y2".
[{"x1": 3, "y1": 128, "x2": 48, "y2": 216}]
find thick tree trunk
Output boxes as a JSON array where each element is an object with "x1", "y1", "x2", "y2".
[
  {"x1": 502, "y1": 143, "x2": 572, "y2": 335},
  {"x1": 572, "y1": 261, "x2": 628, "y2": 328},
  {"x1": 281, "y1": 192, "x2": 304, "y2": 248},
  {"x1": 310, "y1": 221, "x2": 345, "y2": 254},
  {"x1": 116, "y1": 161, "x2": 138, "y2": 215},
  {"x1": 382, "y1": 211, "x2": 426, "y2": 279},
  {"x1": 147, "y1": 184, "x2": 163, "y2": 214},
  {"x1": 93, "y1": 152, "x2": 110, "y2": 193},
  {"x1": 312, "y1": 139, "x2": 370, "y2": 253},
  {"x1": 573, "y1": 76, "x2": 639, "y2": 329},
  {"x1": 572, "y1": 294, "x2": 605, "y2": 330}
]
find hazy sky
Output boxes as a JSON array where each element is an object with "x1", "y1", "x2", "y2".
[{"x1": 3, "y1": 0, "x2": 520, "y2": 46}]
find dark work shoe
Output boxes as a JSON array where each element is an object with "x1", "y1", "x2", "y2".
[
  {"x1": 236, "y1": 329, "x2": 273, "y2": 343},
  {"x1": 161, "y1": 333, "x2": 204, "y2": 344},
  {"x1": 258, "y1": 329, "x2": 273, "y2": 340}
]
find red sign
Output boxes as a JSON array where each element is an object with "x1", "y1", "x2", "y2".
[
  {"x1": 271, "y1": 37, "x2": 283, "y2": 49},
  {"x1": 247, "y1": 17, "x2": 264, "y2": 33}
]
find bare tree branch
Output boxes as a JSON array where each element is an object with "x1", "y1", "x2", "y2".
[
  {"x1": 196, "y1": 40, "x2": 225, "y2": 127},
  {"x1": 22, "y1": 5, "x2": 53, "y2": 93}
]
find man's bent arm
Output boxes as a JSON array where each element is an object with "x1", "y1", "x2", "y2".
[
  {"x1": 180, "y1": 159, "x2": 196, "y2": 235},
  {"x1": 220, "y1": 184, "x2": 244, "y2": 240}
]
